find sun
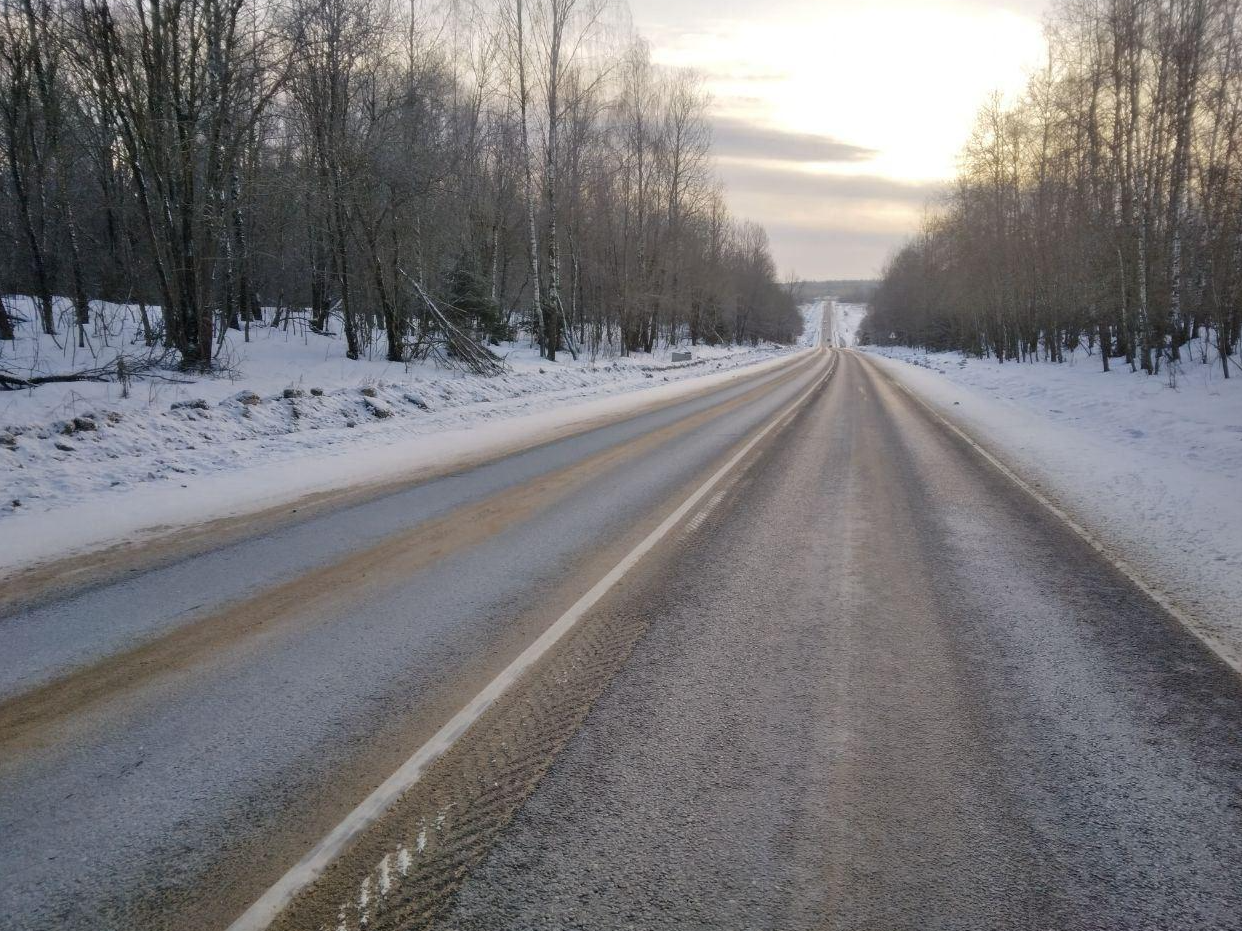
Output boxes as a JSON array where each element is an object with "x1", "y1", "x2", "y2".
[{"x1": 648, "y1": 0, "x2": 1046, "y2": 184}]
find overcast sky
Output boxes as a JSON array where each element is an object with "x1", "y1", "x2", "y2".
[{"x1": 627, "y1": 0, "x2": 1052, "y2": 279}]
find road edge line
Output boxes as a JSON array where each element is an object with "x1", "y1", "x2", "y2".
[
  {"x1": 223, "y1": 350, "x2": 837, "y2": 931},
  {"x1": 862, "y1": 351, "x2": 1242, "y2": 679}
]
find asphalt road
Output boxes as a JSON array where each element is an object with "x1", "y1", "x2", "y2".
[
  {"x1": 3, "y1": 347, "x2": 1242, "y2": 931},
  {"x1": 439, "y1": 351, "x2": 1242, "y2": 931},
  {"x1": 0, "y1": 349, "x2": 825, "y2": 930}
]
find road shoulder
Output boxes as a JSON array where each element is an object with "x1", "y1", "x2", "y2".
[{"x1": 863, "y1": 349, "x2": 1242, "y2": 675}]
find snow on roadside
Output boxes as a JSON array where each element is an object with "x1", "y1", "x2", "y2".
[
  {"x1": 800, "y1": 299, "x2": 865, "y2": 348},
  {"x1": 798, "y1": 300, "x2": 826, "y2": 348},
  {"x1": 833, "y1": 303, "x2": 865, "y2": 348},
  {"x1": 865, "y1": 343, "x2": 1242, "y2": 668},
  {"x1": 0, "y1": 298, "x2": 808, "y2": 573}
]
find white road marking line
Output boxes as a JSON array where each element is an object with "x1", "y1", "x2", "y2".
[
  {"x1": 868, "y1": 352, "x2": 1242, "y2": 679},
  {"x1": 224, "y1": 351, "x2": 837, "y2": 931}
]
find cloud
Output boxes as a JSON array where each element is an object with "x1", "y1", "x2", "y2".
[
  {"x1": 717, "y1": 161, "x2": 945, "y2": 206},
  {"x1": 626, "y1": 0, "x2": 1048, "y2": 277},
  {"x1": 710, "y1": 115, "x2": 877, "y2": 164},
  {"x1": 701, "y1": 65, "x2": 790, "y2": 84},
  {"x1": 761, "y1": 225, "x2": 909, "y2": 279},
  {"x1": 711, "y1": 162, "x2": 945, "y2": 277}
]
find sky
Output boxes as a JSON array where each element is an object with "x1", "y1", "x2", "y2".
[{"x1": 627, "y1": 0, "x2": 1052, "y2": 279}]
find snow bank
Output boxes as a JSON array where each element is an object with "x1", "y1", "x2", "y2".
[
  {"x1": 798, "y1": 300, "x2": 826, "y2": 348},
  {"x1": 797, "y1": 299, "x2": 865, "y2": 348},
  {"x1": 0, "y1": 297, "x2": 810, "y2": 573},
  {"x1": 831, "y1": 302, "x2": 865, "y2": 348},
  {"x1": 865, "y1": 343, "x2": 1242, "y2": 668}
]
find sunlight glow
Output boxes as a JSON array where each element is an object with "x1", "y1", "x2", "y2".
[{"x1": 630, "y1": 0, "x2": 1050, "y2": 275}]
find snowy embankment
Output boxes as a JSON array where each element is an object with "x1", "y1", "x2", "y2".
[
  {"x1": 797, "y1": 299, "x2": 865, "y2": 348},
  {"x1": 798, "y1": 300, "x2": 825, "y2": 347},
  {"x1": 1, "y1": 298, "x2": 806, "y2": 573},
  {"x1": 831, "y1": 302, "x2": 865, "y2": 348},
  {"x1": 866, "y1": 342, "x2": 1242, "y2": 669}
]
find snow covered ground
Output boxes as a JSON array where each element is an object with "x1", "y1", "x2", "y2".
[
  {"x1": 865, "y1": 341, "x2": 1242, "y2": 670},
  {"x1": 797, "y1": 298, "x2": 865, "y2": 348},
  {"x1": 831, "y1": 302, "x2": 865, "y2": 348},
  {"x1": 798, "y1": 300, "x2": 826, "y2": 347},
  {"x1": 0, "y1": 297, "x2": 810, "y2": 573}
]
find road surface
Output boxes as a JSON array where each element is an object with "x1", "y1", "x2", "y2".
[{"x1": 2, "y1": 348, "x2": 1240, "y2": 931}]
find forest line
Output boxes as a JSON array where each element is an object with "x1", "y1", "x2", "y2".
[
  {"x1": 865, "y1": 0, "x2": 1242, "y2": 379},
  {"x1": 0, "y1": 0, "x2": 802, "y2": 374}
]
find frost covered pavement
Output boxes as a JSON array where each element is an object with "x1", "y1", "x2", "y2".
[
  {"x1": 865, "y1": 344, "x2": 1242, "y2": 670},
  {"x1": 2, "y1": 332, "x2": 1242, "y2": 931},
  {"x1": 422, "y1": 351, "x2": 1242, "y2": 931},
  {"x1": 0, "y1": 352, "x2": 830, "y2": 931}
]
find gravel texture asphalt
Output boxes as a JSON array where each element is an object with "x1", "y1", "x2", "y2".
[{"x1": 437, "y1": 351, "x2": 1242, "y2": 931}]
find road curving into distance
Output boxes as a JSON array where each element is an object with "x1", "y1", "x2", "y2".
[{"x1": 3, "y1": 342, "x2": 1241, "y2": 931}]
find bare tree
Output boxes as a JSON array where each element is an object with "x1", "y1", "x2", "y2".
[
  {"x1": 0, "y1": 0, "x2": 800, "y2": 376},
  {"x1": 868, "y1": 0, "x2": 1242, "y2": 381}
]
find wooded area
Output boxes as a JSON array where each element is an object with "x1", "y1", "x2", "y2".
[
  {"x1": 865, "y1": 0, "x2": 1242, "y2": 378},
  {"x1": 0, "y1": 0, "x2": 801, "y2": 372}
]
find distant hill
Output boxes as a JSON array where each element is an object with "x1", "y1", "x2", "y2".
[{"x1": 793, "y1": 280, "x2": 878, "y2": 304}]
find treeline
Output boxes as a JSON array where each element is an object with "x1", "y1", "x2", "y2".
[
  {"x1": 793, "y1": 280, "x2": 877, "y2": 304},
  {"x1": 865, "y1": 0, "x2": 1242, "y2": 378},
  {"x1": 0, "y1": 0, "x2": 800, "y2": 370}
]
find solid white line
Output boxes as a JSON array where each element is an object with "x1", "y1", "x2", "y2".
[
  {"x1": 224, "y1": 350, "x2": 837, "y2": 931},
  {"x1": 866, "y1": 352, "x2": 1242, "y2": 679}
]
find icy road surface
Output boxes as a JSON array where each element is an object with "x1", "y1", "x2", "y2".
[{"x1": 2, "y1": 348, "x2": 1240, "y2": 931}]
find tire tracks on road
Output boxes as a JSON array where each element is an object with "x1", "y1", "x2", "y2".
[{"x1": 222, "y1": 352, "x2": 838, "y2": 931}]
